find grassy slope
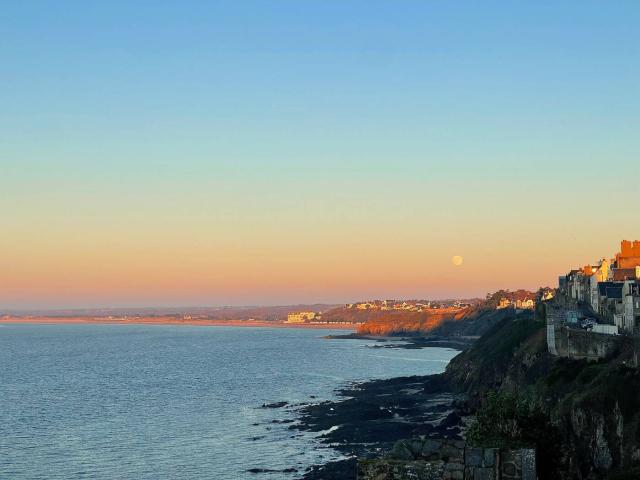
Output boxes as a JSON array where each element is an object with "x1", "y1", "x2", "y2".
[{"x1": 443, "y1": 302, "x2": 640, "y2": 478}]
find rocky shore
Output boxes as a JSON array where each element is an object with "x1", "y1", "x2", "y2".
[
  {"x1": 273, "y1": 301, "x2": 640, "y2": 479},
  {"x1": 291, "y1": 374, "x2": 465, "y2": 479},
  {"x1": 324, "y1": 333, "x2": 476, "y2": 351},
  {"x1": 285, "y1": 310, "x2": 508, "y2": 479}
]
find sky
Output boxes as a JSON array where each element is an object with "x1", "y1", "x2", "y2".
[{"x1": 1, "y1": 1, "x2": 639, "y2": 308}]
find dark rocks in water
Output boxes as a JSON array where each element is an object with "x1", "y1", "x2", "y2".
[
  {"x1": 325, "y1": 332, "x2": 473, "y2": 350},
  {"x1": 246, "y1": 467, "x2": 298, "y2": 474},
  {"x1": 261, "y1": 401, "x2": 288, "y2": 408},
  {"x1": 440, "y1": 411, "x2": 462, "y2": 428},
  {"x1": 294, "y1": 375, "x2": 464, "y2": 479},
  {"x1": 322, "y1": 333, "x2": 368, "y2": 340}
]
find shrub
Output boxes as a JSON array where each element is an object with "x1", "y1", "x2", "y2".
[{"x1": 467, "y1": 390, "x2": 563, "y2": 478}]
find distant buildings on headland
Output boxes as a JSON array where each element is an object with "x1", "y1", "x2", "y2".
[
  {"x1": 286, "y1": 311, "x2": 319, "y2": 323},
  {"x1": 285, "y1": 299, "x2": 482, "y2": 326},
  {"x1": 559, "y1": 240, "x2": 640, "y2": 333},
  {"x1": 285, "y1": 294, "x2": 547, "y2": 326},
  {"x1": 495, "y1": 290, "x2": 542, "y2": 310},
  {"x1": 285, "y1": 310, "x2": 359, "y2": 325},
  {"x1": 486, "y1": 288, "x2": 552, "y2": 311},
  {"x1": 345, "y1": 299, "x2": 474, "y2": 312}
]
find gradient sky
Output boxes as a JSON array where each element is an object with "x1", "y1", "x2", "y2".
[{"x1": 2, "y1": 1, "x2": 639, "y2": 308}]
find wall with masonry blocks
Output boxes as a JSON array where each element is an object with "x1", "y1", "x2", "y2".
[{"x1": 357, "y1": 438, "x2": 536, "y2": 480}]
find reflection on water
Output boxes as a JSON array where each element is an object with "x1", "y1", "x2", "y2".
[{"x1": 0, "y1": 324, "x2": 458, "y2": 479}]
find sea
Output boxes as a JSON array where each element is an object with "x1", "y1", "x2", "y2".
[{"x1": 0, "y1": 324, "x2": 458, "y2": 479}]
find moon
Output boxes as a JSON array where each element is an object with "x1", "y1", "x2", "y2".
[{"x1": 452, "y1": 255, "x2": 464, "y2": 266}]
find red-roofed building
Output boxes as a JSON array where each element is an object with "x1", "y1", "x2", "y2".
[{"x1": 612, "y1": 267, "x2": 640, "y2": 282}]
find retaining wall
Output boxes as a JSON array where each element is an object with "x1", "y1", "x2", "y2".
[{"x1": 357, "y1": 438, "x2": 535, "y2": 480}]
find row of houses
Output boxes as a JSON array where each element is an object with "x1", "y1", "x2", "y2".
[
  {"x1": 493, "y1": 288, "x2": 554, "y2": 310},
  {"x1": 560, "y1": 240, "x2": 640, "y2": 333},
  {"x1": 497, "y1": 297, "x2": 535, "y2": 309},
  {"x1": 345, "y1": 299, "x2": 472, "y2": 312}
]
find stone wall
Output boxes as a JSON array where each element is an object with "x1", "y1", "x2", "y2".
[
  {"x1": 546, "y1": 306, "x2": 621, "y2": 361},
  {"x1": 357, "y1": 438, "x2": 535, "y2": 480},
  {"x1": 553, "y1": 326, "x2": 620, "y2": 361},
  {"x1": 546, "y1": 297, "x2": 640, "y2": 365},
  {"x1": 357, "y1": 460, "x2": 444, "y2": 480}
]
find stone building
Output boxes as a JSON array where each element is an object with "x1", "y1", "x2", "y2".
[
  {"x1": 621, "y1": 281, "x2": 640, "y2": 333},
  {"x1": 588, "y1": 259, "x2": 611, "y2": 311},
  {"x1": 616, "y1": 240, "x2": 640, "y2": 269}
]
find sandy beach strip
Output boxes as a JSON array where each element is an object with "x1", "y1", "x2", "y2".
[{"x1": 0, "y1": 316, "x2": 358, "y2": 330}]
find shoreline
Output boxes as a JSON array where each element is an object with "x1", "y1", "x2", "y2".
[
  {"x1": 292, "y1": 373, "x2": 464, "y2": 479},
  {"x1": 0, "y1": 317, "x2": 358, "y2": 330},
  {"x1": 325, "y1": 332, "x2": 476, "y2": 350},
  {"x1": 253, "y1": 336, "x2": 465, "y2": 479},
  {"x1": 4, "y1": 315, "x2": 466, "y2": 479}
]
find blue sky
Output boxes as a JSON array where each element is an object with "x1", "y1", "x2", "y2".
[
  {"x1": 4, "y1": 1, "x2": 639, "y2": 178},
  {"x1": 1, "y1": 1, "x2": 639, "y2": 307}
]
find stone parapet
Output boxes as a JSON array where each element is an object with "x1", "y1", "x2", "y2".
[{"x1": 357, "y1": 438, "x2": 535, "y2": 480}]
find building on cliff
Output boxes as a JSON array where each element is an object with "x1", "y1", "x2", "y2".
[
  {"x1": 555, "y1": 240, "x2": 640, "y2": 341},
  {"x1": 495, "y1": 290, "x2": 536, "y2": 310},
  {"x1": 622, "y1": 280, "x2": 640, "y2": 332},
  {"x1": 551, "y1": 242, "x2": 638, "y2": 359},
  {"x1": 616, "y1": 240, "x2": 640, "y2": 269},
  {"x1": 588, "y1": 259, "x2": 611, "y2": 311},
  {"x1": 286, "y1": 311, "x2": 318, "y2": 323},
  {"x1": 611, "y1": 266, "x2": 640, "y2": 282}
]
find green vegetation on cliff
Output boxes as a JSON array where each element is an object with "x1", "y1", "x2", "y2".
[
  {"x1": 444, "y1": 302, "x2": 640, "y2": 479},
  {"x1": 466, "y1": 390, "x2": 563, "y2": 479}
]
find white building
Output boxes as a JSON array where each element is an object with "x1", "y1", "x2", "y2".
[{"x1": 286, "y1": 312, "x2": 317, "y2": 323}]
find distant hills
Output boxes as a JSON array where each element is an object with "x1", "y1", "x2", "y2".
[
  {"x1": 2, "y1": 290, "x2": 543, "y2": 329},
  {"x1": 0, "y1": 304, "x2": 340, "y2": 321}
]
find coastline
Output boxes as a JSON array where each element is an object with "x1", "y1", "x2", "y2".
[
  {"x1": 4, "y1": 317, "x2": 466, "y2": 479},
  {"x1": 293, "y1": 373, "x2": 464, "y2": 479},
  {"x1": 325, "y1": 332, "x2": 476, "y2": 350},
  {"x1": 0, "y1": 317, "x2": 358, "y2": 330},
  {"x1": 261, "y1": 336, "x2": 464, "y2": 480}
]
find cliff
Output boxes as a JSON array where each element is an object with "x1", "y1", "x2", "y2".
[
  {"x1": 350, "y1": 291, "x2": 538, "y2": 337},
  {"x1": 354, "y1": 308, "x2": 467, "y2": 336},
  {"x1": 443, "y1": 301, "x2": 640, "y2": 479},
  {"x1": 351, "y1": 305, "x2": 515, "y2": 338}
]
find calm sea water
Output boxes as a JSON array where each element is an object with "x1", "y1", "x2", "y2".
[{"x1": 0, "y1": 324, "x2": 458, "y2": 479}]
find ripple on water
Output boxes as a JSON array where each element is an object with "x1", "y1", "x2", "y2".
[{"x1": 0, "y1": 324, "x2": 458, "y2": 479}]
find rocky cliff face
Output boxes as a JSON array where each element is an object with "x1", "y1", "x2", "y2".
[
  {"x1": 353, "y1": 305, "x2": 513, "y2": 338},
  {"x1": 443, "y1": 302, "x2": 640, "y2": 479}
]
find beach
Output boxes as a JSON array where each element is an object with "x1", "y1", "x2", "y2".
[{"x1": 0, "y1": 316, "x2": 358, "y2": 330}]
